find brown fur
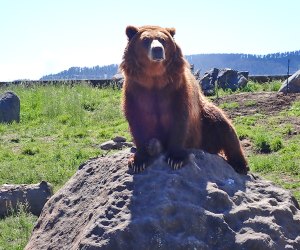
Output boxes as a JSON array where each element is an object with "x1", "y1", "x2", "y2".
[{"x1": 120, "y1": 25, "x2": 248, "y2": 174}]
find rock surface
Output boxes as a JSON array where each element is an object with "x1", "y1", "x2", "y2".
[
  {"x1": 0, "y1": 91, "x2": 20, "y2": 123},
  {"x1": 26, "y1": 150, "x2": 300, "y2": 250},
  {"x1": 279, "y1": 69, "x2": 300, "y2": 93},
  {"x1": 0, "y1": 181, "x2": 53, "y2": 217}
]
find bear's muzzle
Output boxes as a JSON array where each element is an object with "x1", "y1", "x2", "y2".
[{"x1": 149, "y1": 39, "x2": 165, "y2": 61}]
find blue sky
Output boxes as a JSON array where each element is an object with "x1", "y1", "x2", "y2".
[{"x1": 1, "y1": 0, "x2": 299, "y2": 81}]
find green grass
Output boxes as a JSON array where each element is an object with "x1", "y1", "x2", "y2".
[
  {"x1": 240, "y1": 80, "x2": 282, "y2": 92},
  {"x1": 0, "y1": 81, "x2": 299, "y2": 247},
  {"x1": 215, "y1": 80, "x2": 282, "y2": 97},
  {"x1": 287, "y1": 101, "x2": 300, "y2": 116},
  {"x1": 244, "y1": 100, "x2": 257, "y2": 107},
  {"x1": 234, "y1": 111, "x2": 300, "y2": 202},
  {"x1": 0, "y1": 204, "x2": 36, "y2": 250},
  {"x1": 219, "y1": 102, "x2": 239, "y2": 109}
]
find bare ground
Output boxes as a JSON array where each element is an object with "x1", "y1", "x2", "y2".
[
  {"x1": 213, "y1": 92, "x2": 300, "y2": 118},
  {"x1": 213, "y1": 92, "x2": 300, "y2": 156}
]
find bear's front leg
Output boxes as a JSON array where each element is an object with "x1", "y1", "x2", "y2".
[
  {"x1": 124, "y1": 91, "x2": 154, "y2": 173},
  {"x1": 165, "y1": 91, "x2": 191, "y2": 170}
]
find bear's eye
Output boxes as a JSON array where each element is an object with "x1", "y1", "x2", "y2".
[
  {"x1": 158, "y1": 38, "x2": 166, "y2": 46},
  {"x1": 142, "y1": 37, "x2": 151, "y2": 47}
]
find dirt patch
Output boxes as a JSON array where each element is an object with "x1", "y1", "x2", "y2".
[
  {"x1": 240, "y1": 138, "x2": 253, "y2": 156},
  {"x1": 213, "y1": 92, "x2": 300, "y2": 156},
  {"x1": 213, "y1": 92, "x2": 300, "y2": 118}
]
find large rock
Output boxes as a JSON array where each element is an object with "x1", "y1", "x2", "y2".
[
  {"x1": 279, "y1": 69, "x2": 300, "y2": 93},
  {"x1": 200, "y1": 68, "x2": 248, "y2": 95},
  {"x1": 26, "y1": 150, "x2": 300, "y2": 250},
  {"x1": 0, "y1": 91, "x2": 20, "y2": 123}
]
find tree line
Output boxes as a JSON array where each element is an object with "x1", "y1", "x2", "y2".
[
  {"x1": 40, "y1": 64, "x2": 119, "y2": 80},
  {"x1": 40, "y1": 50, "x2": 300, "y2": 80},
  {"x1": 186, "y1": 50, "x2": 300, "y2": 75}
]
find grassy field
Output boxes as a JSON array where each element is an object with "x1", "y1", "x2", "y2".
[
  {"x1": 0, "y1": 84, "x2": 128, "y2": 190},
  {"x1": 235, "y1": 106, "x2": 300, "y2": 196},
  {"x1": 0, "y1": 81, "x2": 299, "y2": 249}
]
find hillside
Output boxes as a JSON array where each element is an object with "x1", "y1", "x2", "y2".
[
  {"x1": 186, "y1": 51, "x2": 300, "y2": 75},
  {"x1": 40, "y1": 64, "x2": 118, "y2": 80},
  {"x1": 39, "y1": 51, "x2": 300, "y2": 80}
]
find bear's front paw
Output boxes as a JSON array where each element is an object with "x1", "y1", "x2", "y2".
[
  {"x1": 234, "y1": 164, "x2": 249, "y2": 175},
  {"x1": 227, "y1": 157, "x2": 249, "y2": 175},
  {"x1": 166, "y1": 149, "x2": 190, "y2": 170},
  {"x1": 128, "y1": 153, "x2": 149, "y2": 173}
]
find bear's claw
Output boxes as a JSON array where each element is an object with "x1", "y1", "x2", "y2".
[
  {"x1": 166, "y1": 149, "x2": 189, "y2": 170},
  {"x1": 128, "y1": 157, "x2": 147, "y2": 173},
  {"x1": 167, "y1": 158, "x2": 184, "y2": 170}
]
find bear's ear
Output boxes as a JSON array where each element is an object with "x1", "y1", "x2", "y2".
[
  {"x1": 166, "y1": 27, "x2": 176, "y2": 37},
  {"x1": 126, "y1": 26, "x2": 139, "y2": 40}
]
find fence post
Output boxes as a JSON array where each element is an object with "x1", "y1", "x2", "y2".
[
  {"x1": 215, "y1": 79, "x2": 219, "y2": 100},
  {"x1": 286, "y1": 59, "x2": 290, "y2": 94}
]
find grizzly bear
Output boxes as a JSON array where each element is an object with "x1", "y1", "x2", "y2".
[{"x1": 120, "y1": 25, "x2": 249, "y2": 174}]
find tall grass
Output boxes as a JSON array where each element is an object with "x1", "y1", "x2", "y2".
[
  {"x1": 0, "y1": 204, "x2": 36, "y2": 250},
  {"x1": 215, "y1": 80, "x2": 282, "y2": 97}
]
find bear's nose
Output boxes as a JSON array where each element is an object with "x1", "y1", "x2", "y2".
[
  {"x1": 152, "y1": 46, "x2": 164, "y2": 59},
  {"x1": 150, "y1": 40, "x2": 165, "y2": 61}
]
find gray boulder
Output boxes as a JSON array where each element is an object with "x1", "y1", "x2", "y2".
[
  {"x1": 279, "y1": 69, "x2": 300, "y2": 93},
  {"x1": 218, "y1": 68, "x2": 248, "y2": 91},
  {"x1": 25, "y1": 150, "x2": 300, "y2": 250},
  {"x1": 199, "y1": 68, "x2": 219, "y2": 95},
  {"x1": 0, "y1": 91, "x2": 20, "y2": 123},
  {"x1": 0, "y1": 181, "x2": 53, "y2": 217},
  {"x1": 200, "y1": 68, "x2": 248, "y2": 95},
  {"x1": 112, "y1": 70, "x2": 124, "y2": 89}
]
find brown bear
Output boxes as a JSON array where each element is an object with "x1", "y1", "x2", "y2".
[{"x1": 120, "y1": 25, "x2": 249, "y2": 174}]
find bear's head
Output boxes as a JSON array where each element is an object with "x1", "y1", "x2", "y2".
[{"x1": 120, "y1": 25, "x2": 186, "y2": 88}]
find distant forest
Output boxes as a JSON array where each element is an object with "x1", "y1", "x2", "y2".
[
  {"x1": 186, "y1": 50, "x2": 300, "y2": 76},
  {"x1": 40, "y1": 64, "x2": 119, "y2": 80},
  {"x1": 40, "y1": 51, "x2": 300, "y2": 80}
]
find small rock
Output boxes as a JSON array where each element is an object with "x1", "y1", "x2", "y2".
[
  {"x1": 0, "y1": 181, "x2": 53, "y2": 217},
  {"x1": 0, "y1": 91, "x2": 20, "y2": 123},
  {"x1": 112, "y1": 136, "x2": 126, "y2": 143},
  {"x1": 100, "y1": 139, "x2": 133, "y2": 150},
  {"x1": 100, "y1": 140, "x2": 115, "y2": 150}
]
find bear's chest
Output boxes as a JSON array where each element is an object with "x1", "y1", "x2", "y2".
[
  {"x1": 134, "y1": 88, "x2": 175, "y2": 131},
  {"x1": 137, "y1": 89, "x2": 173, "y2": 115}
]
